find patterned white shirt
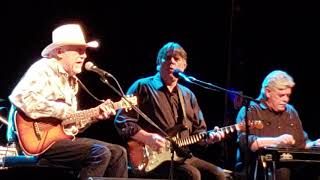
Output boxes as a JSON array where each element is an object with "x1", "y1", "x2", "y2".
[{"x1": 9, "y1": 58, "x2": 79, "y2": 120}]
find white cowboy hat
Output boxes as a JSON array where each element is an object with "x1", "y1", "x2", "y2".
[{"x1": 41, "y1": 24, "x2": 99, "y2": 57}]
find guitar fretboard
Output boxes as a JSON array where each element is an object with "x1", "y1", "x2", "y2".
[
  {"x1": 61, "y1": 102, "x2": 118, "y2": 128},
  {"x1": 174, "y1": 123, "x2": 241, "y2": 147}
]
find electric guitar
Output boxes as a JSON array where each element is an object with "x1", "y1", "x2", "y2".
[
  {"x1": 14, "y1": 96, "x2": 137, "y2": 156},
  {"x1": 128, "y1": 120, "x2": 263, "y2": 172}
]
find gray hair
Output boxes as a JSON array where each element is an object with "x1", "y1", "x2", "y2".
[{"x1": 258, "y1": 70, "x2": 295, "y2": 99}]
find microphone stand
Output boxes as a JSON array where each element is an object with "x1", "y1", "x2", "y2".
[
  {"x1": 98, "y1": 75, "x2": 191, "y2": 180},
  {"x1": 185, "y1": 76, "x2": 260, "y2": 179}
]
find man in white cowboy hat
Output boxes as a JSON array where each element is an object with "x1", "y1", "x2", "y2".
[{"x1": 8, "y1": 23, "x2": 128, "y2": 179}]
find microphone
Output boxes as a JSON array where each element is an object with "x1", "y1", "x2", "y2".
[
  {"x1": 85, "y1": 61, "x2": 111, "y2": 77},
  {"x1": 173, "y1": 69, "x2": 192, "y2": 82}
]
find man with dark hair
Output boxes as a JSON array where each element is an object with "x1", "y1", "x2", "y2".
[{"x1": 115, "y1": 42, "x2": 229, "y2": 180}]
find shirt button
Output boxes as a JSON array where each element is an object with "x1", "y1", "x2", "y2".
[{"x1": 278, "y1": 126, "x2": 281, "y2": 129}]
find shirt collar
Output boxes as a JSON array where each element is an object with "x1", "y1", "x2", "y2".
[
  {"x1": 153, "y1": 72, "x2": 164, "y2": 90},
  {"x1": 259, "y1": 101, "x2": 268, "y2": 109},
  {"x1": 46, "y1": 58, "x2": 77, "y2": 80},
  {"x1": 257, "y1": 99, "x2": 287, "y2": 114},
  {"x1": 153, "y1": 72, "x2": 178, "y2": 93}
]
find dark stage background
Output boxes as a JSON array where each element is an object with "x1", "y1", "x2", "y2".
[{"x1": 1, "y1": 0, "x2": 319, "y2": 172}]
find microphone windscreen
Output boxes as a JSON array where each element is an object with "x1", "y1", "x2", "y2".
[
  {"x1": 173, "y1": 68, "x2": 182, "y2": 78},
  {"x1": 85, "y1": 61, "x2": 94, "y2": 70}
]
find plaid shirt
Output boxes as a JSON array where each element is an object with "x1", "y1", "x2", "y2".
[{"x1": 9, "y1": 58, "x2": 79, "y2": 120}]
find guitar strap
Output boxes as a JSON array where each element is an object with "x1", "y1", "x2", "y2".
[
  {"x1": 177, "y1": 86, "x2": 186, "y2": 125},
  {"x1": 176, "y1": 86, "x2": 193, "y2": 159},
  {"x1": 177, "y1": 85, "x2": 191, "y2": 137}
]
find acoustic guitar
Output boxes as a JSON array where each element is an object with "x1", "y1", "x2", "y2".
[{"x1": 14, "y1": 96, "x2": 137, "y2": 156}]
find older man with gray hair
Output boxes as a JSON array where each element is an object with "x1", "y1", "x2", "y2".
[
  {"x1": 8, "y1": 23, "x2": 128, "y2": 180},
  {"x1": 236, "y1": 70, "x2": 320, "y2": 180}
]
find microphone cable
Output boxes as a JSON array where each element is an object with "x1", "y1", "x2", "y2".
[
  {"x1": 104, "y1": 73, "x2": 125, "y2": 96},
  {"x1": 76, "y1": 77, "x2": 105, "y2": 103}
]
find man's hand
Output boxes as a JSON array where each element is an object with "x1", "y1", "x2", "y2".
[
  {"x1": 313, "y1": 138, "x2": 320, "y2": 147},
  {"x1": 207, "y1": 126, "x2": 225, "y2": 144},
  {"x1": 96, "y1": 99, "x2": 116, "y2": 119},
  {"x1": 307, "y1": 138, "x2": 320, "y2": 148},
  {"x1": 146, "y1": 133, "x2": 167, "y2": 152},
  {"x1": 276, "y1": 134, "x2": 295, "y2": 145}
]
